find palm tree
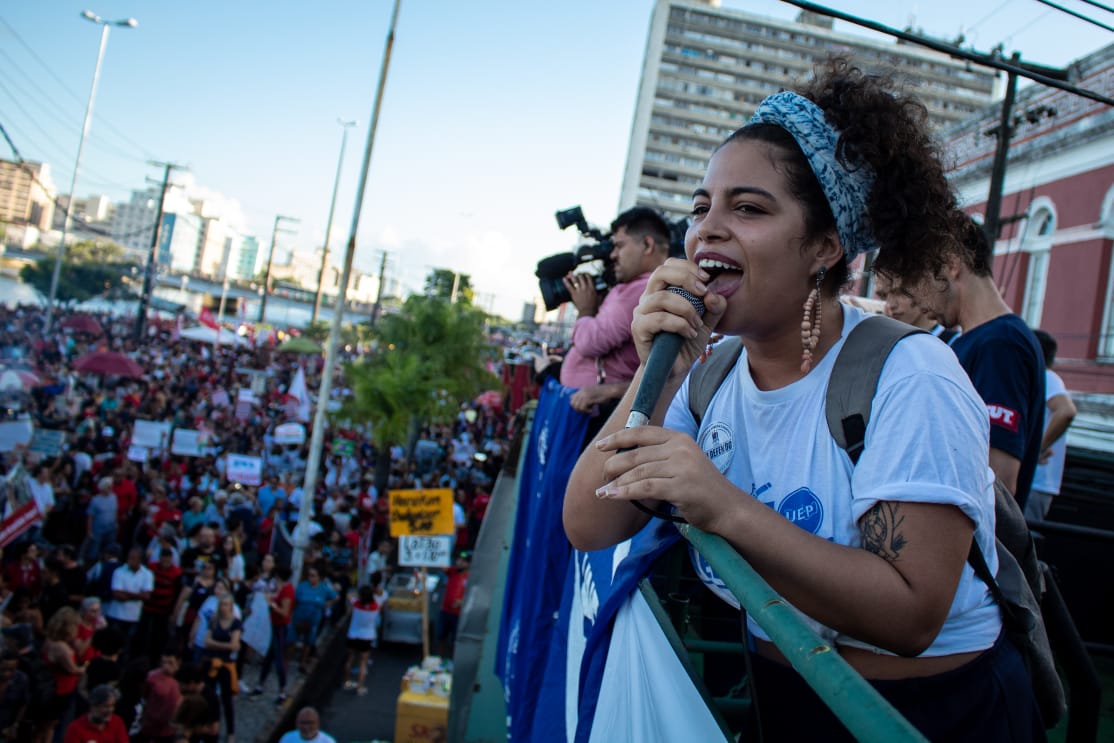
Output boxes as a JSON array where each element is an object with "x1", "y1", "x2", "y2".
[{"x1": 342, "y1": 295, "x2": 498, "y2": 496}]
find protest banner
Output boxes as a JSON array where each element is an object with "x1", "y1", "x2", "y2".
[
  {"x1": 398, "y1": 535, "x2": 453, "y2": 568},
  {"x1": 0, "y1": 420, "x2": 33, "y2": 452},
  {"x1": 226, "y1": 454, "x2": 263, "y2": 486},
  {"x1": 127, "y1": 445, "x2": 150, "y2": 463},
  {"x1": 0, "y1": 501, "x2": 41, "y2": 549},
  {"x1": 274, "y1": 422, "x2": 306, "y2": 446},
  {"x1": 133, "y1": 420, "x2": 172, "y2": 449},
  {"x1": 28, "y1": 429, "x2": 65, "y2": 458},
  {"x1": 171, "y1": 429, "x2": 204, "y2": 457},
  {"x1": 389, "y1": 488, "x2": 453, "y2": 537}
]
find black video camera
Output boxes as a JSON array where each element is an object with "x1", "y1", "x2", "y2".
[{"x1": 535, "y1": 206, "x2": 615, "y2": 312}]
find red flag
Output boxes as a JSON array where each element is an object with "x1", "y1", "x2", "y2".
[
  {"x1": 0, "y1": 501, "x2": 42, "y2": 549},
  {"x1": 199, "y1": 308, "x2": 219, "y2": 330}
]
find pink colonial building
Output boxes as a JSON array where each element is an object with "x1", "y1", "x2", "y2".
[{"x1": 941, "y1": 43, "x2": 1114, "y2": 454}]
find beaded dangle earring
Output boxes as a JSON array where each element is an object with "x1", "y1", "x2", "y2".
[{"x1": 800, "y1": 267, "x2": 826, "y2": 374}]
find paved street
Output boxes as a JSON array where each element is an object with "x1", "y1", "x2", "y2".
[{"x1": 312, "y1": 641, "x2": 425, "y2": 743}]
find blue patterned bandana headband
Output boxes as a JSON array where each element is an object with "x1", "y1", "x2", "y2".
[{"x1": 749, "y1": 91, "x2": 878, "y2": 261}]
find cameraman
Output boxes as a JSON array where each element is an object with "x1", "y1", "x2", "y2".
[{"x1": 559, "y1": 206, "x2": 671, "y2": 435}]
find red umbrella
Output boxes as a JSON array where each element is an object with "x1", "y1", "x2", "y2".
[
  {"x1": 0, "y1": 369, "x2": 40, "y2": 392},
  {"x1": 474, "y1": 389, "x2": 505, "y2": 411},
  {"x1": 73, "y1": 350, "x2": 145, "y2": 378},
  {"x1": 59, "y1": 314, "x2": 104, "y2": 336}
]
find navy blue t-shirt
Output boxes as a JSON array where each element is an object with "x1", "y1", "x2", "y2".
[{"x1": 951, "y1": 314, "x2": 1046, "y2": 508}]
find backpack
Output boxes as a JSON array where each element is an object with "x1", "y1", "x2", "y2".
[{"x1": 687, "y1": 314, "x2": 1067, "y2": 728}]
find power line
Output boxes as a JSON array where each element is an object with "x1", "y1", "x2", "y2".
[
  {"x1": 0, "y1": 120, "x2": 154, "y2": 240},
  {"x1": 965, "y1": 0, "x2": 1015, "y2": 35},
  {"x1": 775, "y1": 0, "x2": 1114, "y2": 106},
  {"x1": 1032, "y1": 0, "x2": 1114, "y2": 31},
  {"x1": 1078, "y1": 0, "x2": 1114, "y2": 14},
  {"x1": 0, "y1": 14, "x2": 157, "y2": 161}
]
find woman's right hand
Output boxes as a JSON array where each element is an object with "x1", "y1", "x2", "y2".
[{"x1": 632, "y1": 258, "x2": 726, "y2": 375}]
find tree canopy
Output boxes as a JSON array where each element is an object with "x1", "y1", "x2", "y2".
[
  {"x1": 341, "y1": 294, "x2": 498, "y2": 494},
  {"x1": 424, "y1": 268, "x2": 474, "y2": 304},
  {"x1": 20, "y1": 240, "x2": 136, "y2": 304}
]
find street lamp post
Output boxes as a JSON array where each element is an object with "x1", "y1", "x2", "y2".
[
  {"x1": 292, "y1": 0, "x2": 403, "y2": 584},
  {"x1": 44, "y1": 10, "x2": 137, "y2": 333},
  {"x1": 311, "y1": 118, "x2": 357, "y2": 324},
  {"x1": 257, "y1": 214, "x2": 300, "y2": 324}
]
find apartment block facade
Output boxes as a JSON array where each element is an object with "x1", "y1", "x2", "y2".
[{"x1": 621, "y1": 0, "x2": 999, "y2": 221}]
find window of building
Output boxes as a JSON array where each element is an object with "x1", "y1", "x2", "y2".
[{"x1": 1020, "y1": 203, "x2": 1055, "y2": 329}]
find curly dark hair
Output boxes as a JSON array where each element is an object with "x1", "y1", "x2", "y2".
[{"x1": 724, "y1": 57, "x2": 966, "y2": 291}]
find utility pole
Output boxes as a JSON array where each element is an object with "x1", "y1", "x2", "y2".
[
  {"x1": 134, "y1": 161, "x2": 185, "y2": 341},
  {"x1": 312, "y1": 119, "x2": 358, "y2": 324},
  {"x1": 370, "y1": 251, "x2": 389, "y2": 326},
  {"x1": 293, "y1": 0, "x2": 402, "y2": 584},
  {"x1": 257, "y1": 214, "x2": 300, "y2": 324},
  {"x1": 982, "y1": 52, "x2": 1066, "y2": 246}
]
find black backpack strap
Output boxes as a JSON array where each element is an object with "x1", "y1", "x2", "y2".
[
  {"x1": 825, "y1": 315, "x2": 924, "y2": 465},
  {"x1": 687, "y1": 337, "x2": 744, "y2": 425}
]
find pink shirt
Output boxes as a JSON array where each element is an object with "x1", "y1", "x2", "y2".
[{"x1": 559, "y1": 273, "x2": 650, "y2": 389}]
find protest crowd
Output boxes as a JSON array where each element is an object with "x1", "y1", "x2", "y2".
[{"x1": 0, "y1": 303, "x2": 513, "y2": 743}]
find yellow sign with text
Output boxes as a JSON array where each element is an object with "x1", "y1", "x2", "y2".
[{"x1": 389, "y1": 488, "x2": 453, "y2": 537}]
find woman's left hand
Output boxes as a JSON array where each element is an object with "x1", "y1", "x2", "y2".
[{"x1": 592, "y1": 425, "x2": 744, "y2": 534}]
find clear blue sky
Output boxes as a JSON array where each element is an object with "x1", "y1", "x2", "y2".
[{"x1": 1, "y1": 1, "x2": 1109, "y2": 319}]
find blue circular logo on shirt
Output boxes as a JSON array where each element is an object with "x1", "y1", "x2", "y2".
[{"x1": 778, "y1": 488, "x2": 824, "y2": 534}]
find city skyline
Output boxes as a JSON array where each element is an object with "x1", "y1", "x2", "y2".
[{"x1": 1, "y1": 1, "x2": 1111, "y2": 320}]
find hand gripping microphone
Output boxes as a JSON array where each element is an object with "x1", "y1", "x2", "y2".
[
  {"x1": 624, "y1": 287, "x2": 705, "y2": 523},
  {"x1": 625, "y1": 286, "x2": 706, "y2": 429}
]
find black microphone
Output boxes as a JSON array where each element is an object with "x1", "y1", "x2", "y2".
[{"x1": 626, "y1": 286, "x2": 705, "y2": 429}]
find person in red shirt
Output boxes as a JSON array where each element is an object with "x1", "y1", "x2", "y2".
[
  {"x1": 63, "y1": 684, "x2": 127, "y2": 743},
  {"x1": 2, "y1": 543, "x2": 42, "y2": 599},
  {"x1": 138, "y1": 651, "x2": 181, "y2": 742},
  {"x1": 138, "y1": 549, "x2": 183, "y2": 667},
  {"x1": 247, "y1": 565, "x2": 294, "y2": 705},
  {"x1": 111, "y1": 468, "x2": 138, "y2": 526},
  {"x1": 436, "y1": 553, "x2": 470, "y2": 657}
]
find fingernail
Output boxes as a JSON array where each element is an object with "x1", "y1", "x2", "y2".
[
  {"x1": 596, "y1": 483, "x2": 615, "y2": 499},
  {"x1": 595, "y1": 437, "x2": 608, "y2": 450},
  {"x1": 697, "y1": 270, "x2": 710, "y2": 281},
  {"x1": 695, "y1": 280, "x2": 708, "y2": 292}
]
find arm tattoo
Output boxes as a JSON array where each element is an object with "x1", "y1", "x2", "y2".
[{"x1": 860, "y1": 502, "x2": 908, "y2": 563}]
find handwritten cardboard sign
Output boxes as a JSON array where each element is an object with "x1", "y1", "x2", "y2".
[
  {"x1": 398, "y1": 535, "x2": 453, "y2": 568},
  {"x1": 389, "y1": 488, "x2": 453, "y2": 537},
  {"x1": 226, "y1": 454, "x2": 263, "y2": 486},
  {"x1": 171, "y1": 429, "x2": 204, "y2": 457},
  {"x1": 0, "y1": 420, "x2": 33, "y2": 452},
  {"x1": 274, "y1": 422, "x2": 306, "y2": 446},
  {"x1": 133, "y1": 420, "x2": 171, "y2": 449},
  {"x1": 28, "y1": 429, "x2": 65, "y2": 458}
]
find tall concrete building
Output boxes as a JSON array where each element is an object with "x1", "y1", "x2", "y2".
[
  {"x1": 621, "y1": 0, "x2": 1000, "y2": 221},
  {"x1": 0, "y1": 159, "x2": 55, "y2": 232}
]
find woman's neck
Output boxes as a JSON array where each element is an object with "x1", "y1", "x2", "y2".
[{"x1": 744, "y1": 298, "x2": 844, "y2": 390}]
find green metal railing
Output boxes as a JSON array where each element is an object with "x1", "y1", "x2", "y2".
[{"x1": 680, "y1": 523, "x2": 928, "y2": 743}]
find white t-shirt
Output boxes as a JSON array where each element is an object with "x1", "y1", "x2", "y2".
[
  {"x1": 663, "y1": 305, "x2": 1001, "y2": 657},
  {"x1": 1030, "y1": 369, "x2": 1069, "y2": 496},
  {"x1": 278, "y1": 732, "x2": 336, "y2": 743},
  {"x1": 105, "y1": 564, "x2": 154, "y2": 623},
  {"x1": 347, "y1": 594, "x2": 385, "y2": 641}
]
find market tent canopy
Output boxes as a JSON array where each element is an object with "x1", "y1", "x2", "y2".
[
  {"x1": 179, "y1": 325, "x2": 248, "y2": 347},
  {"x1": 276, "y1": 337, "x2": 323, "y2": 354}
]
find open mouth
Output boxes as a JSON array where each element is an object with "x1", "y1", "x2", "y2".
[{"x1": 697, "y1": 257, "x2": 742, "y2": 282}]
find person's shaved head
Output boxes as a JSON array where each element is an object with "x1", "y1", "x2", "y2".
[{"x1": 296, "y1": 707, "x2": 321, "y2": 740}]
